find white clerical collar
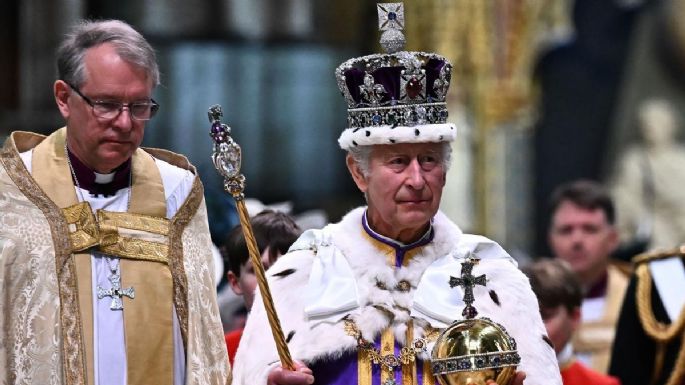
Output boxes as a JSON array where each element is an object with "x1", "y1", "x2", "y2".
[{"x1": 94, "y1": 171, "x2": 115, "y2": 184}]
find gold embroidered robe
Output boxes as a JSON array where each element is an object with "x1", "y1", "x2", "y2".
[{"x1": 0, "y1": 129, "x2": 230, "y2": 385}]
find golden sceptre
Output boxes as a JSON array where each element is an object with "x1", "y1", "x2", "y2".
[{"x1": 208, "y1": 104, "x2": 294, "y2": 370}]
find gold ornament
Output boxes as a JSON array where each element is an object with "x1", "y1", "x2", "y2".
[
  {"x1": 430, "y1": 256, "x2": 520, "y2": 385},
  {"x1": 344, "y1": 318, "x2": 429, "y2": 369},
  {"x1": 432, "y1": 317, "x2": 519, "y2": 385}
]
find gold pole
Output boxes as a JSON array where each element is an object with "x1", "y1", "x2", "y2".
[{"x1": 208, "y1": 105, "x2": 295, "y2": 371}]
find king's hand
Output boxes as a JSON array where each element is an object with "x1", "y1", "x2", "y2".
[
  {"x1": 484, "y1": 371, "x2": 526, "y2": 385},
  {"x1": 267, "y1": 360, "x2": 314, "y2": 385}
]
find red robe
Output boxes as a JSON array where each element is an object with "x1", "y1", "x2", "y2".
[
  {"x1": 225, "y1": 329, "x2": 243, "y2": 366},
  {"x1": 561, "y1": 360, "x2": 621, "y2": 385}
]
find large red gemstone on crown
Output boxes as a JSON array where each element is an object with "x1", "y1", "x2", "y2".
[{"x1": 406, "y1": 77, "x2": 422, "y2": 99}]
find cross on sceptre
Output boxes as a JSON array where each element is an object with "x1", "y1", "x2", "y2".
[
  {"x1": 449, "y1": 254, "x2": 486, "y2": 319},
  {"x1": 97, "y1": 274, "x2": 135, "y2": 311}
]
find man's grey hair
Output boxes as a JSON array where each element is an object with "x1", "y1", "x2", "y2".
[
  {"x1": 347, "y1": 142, "x2": 453, "y2": 177},
  {"x1": 57, "y1": 20, "x2": 160, "y2": 88}
]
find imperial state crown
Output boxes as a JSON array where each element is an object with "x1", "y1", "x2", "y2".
[{"x1": 335, "y1": 2, "x2": 457, "y2": 150}]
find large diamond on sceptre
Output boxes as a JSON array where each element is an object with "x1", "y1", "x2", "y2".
[
  {"x1": 209, "y1": 105, "x2": 244, "y2": 198},
  {"x1": 208, "y1": 104, "x2": 295, "y2": 370},
  {"x1": 431, "y1": 256, "x2": 520, "y2": 385}
]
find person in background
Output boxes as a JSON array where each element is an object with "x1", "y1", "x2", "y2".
[
  {"x1": 547, "y1": 179, "x2": 630, "y2": 373},
  {"x1": 523, "y1": 259, "x2": 621, "y2": 385},
  {"x1": 221, "y1": 209, "x2": 302, "y2": 365},
  {"x1": 609, "y1": 246, "x2": 685, "y2": 385}
]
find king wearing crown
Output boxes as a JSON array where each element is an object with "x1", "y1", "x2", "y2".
[{"x1": 232, "y1": 4, "x2": 561, "y2": 385}]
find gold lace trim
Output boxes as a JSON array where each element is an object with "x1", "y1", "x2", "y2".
[
  {"x1": 167, "y1": 176, "x2": 204, "y2": 348},
  {"x1": 99, "y1": 238, "x2": 168, "y2": 264},
  {"x1": 61, "y1": 202, "x2": 171, "y2": 264},
  {"x1": 63, "y1": 202, "x2": 100, "y2": 251},
  {"x1": 98, "y1": 210, "x2": 170, "y2": 236}
]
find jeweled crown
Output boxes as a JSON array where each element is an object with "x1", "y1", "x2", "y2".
[{"x1": 335, "y1": 3, "x2": 456, "y2": 150}]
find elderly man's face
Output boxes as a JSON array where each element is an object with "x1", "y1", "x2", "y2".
[
  {"x1": 347, "y1": 142, "x2": 446, "y2": 243},
  {"x1": 54, "y1": 43, "x2": 152, "y2": 173}
]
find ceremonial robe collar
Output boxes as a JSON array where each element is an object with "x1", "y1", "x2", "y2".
[
  {"x1": 361, "y1": 209, "x2": 434, "y2": 267},
  {"x1": 297, "y1": 207, "x2": 517, "y2": 328},
  {"x1": 66, "y1": 147, "x2": 131, "y2": 197},
  {"x1": 585, "y1": 270, "x2": 608, "y2": 299},
  {"x1": 30, "y1": 127, "x2": 169, "y2": 261}
]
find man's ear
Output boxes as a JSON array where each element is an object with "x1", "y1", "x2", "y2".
[
  {"x1": 54, "y1": 80, "x2": 71, "y2": 119},
  {"x1": 346, "y1": 154, "x2": 368, "y2": 193},
  {"x1": 227, "y1": 271, "x2": 243, "y2": 296}
]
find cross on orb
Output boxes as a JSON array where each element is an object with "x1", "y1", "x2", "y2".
[{"x1": 448, "y1": 254, "x2": 486, "y2": 319}]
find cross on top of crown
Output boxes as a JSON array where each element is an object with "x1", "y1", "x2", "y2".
[
  {"x1": 377, "y1": 3, "x2": 406, "y2": 54},
  {"x1": 448, "y1": 252, "x2": 487, "y2": 319},
  {"x1": 377, "y1": 3, "x2": 404, "y2": 31}
]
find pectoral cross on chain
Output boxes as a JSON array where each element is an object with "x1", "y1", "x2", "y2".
[
  {"x1": 97, "y1": 264, "x2": 135, "y2": 311},
  {"x1": 449, "y1": 255, "x2": 486, "y2": 319}
]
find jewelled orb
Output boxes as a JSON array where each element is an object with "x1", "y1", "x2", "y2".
[{"x1": 431, "y1": 318, "x2": 520, "y2": 385}]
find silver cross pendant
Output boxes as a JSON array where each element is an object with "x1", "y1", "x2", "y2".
[{"x1": 97, "y1": 270, "x2": 135, "y2": 310}]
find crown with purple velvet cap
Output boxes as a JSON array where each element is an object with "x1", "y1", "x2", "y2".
[{"x1": 335, "y1": 3, "x2": 457, "y2": 150}]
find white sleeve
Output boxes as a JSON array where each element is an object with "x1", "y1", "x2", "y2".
[
  {"x1": 19, "y1": 149, "x2": 33, "y2": 172},
  {"x1": 155, "y1": 158, "x2": 196, "y2": 219}
]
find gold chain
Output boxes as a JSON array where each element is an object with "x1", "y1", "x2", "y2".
[{"x1": 343, "y1": 318, "x2": 434, "y2": 370}]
